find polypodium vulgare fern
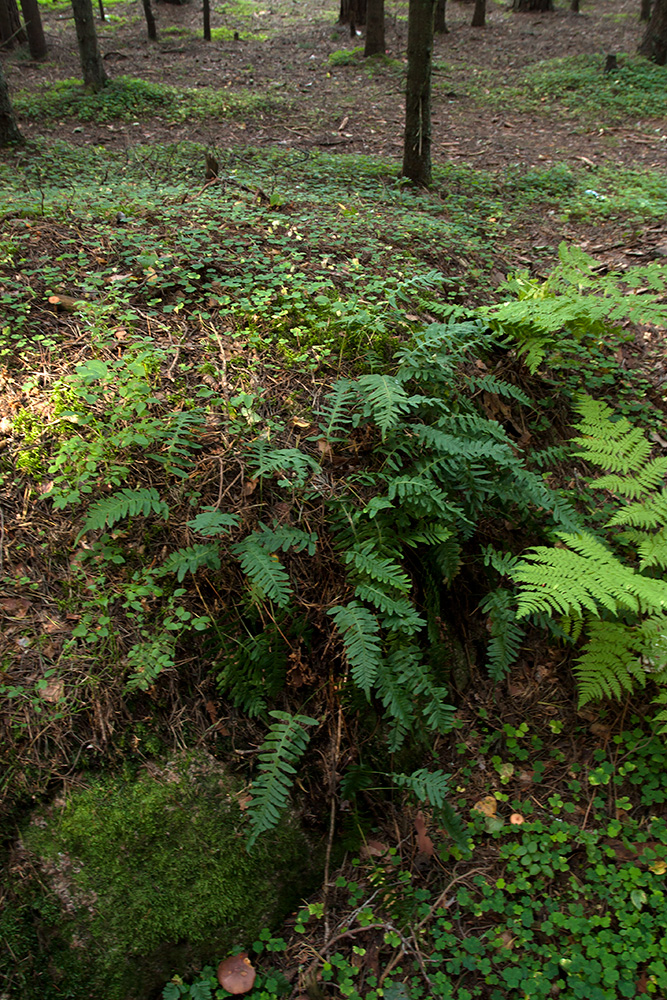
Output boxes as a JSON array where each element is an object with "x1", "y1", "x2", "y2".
[
  {"x1": 513, "y1": 395, "x2": 667, "y2": 712},
  {"x1": 246, "y1": 710, "x2": 318, "y2": 848}
]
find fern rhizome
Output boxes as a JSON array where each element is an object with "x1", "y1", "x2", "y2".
[{"x1": 19, "y1": 247, "x2": 667, "y2": 842}]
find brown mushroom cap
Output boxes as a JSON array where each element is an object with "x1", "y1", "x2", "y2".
[{"x1": 217, "y1": 953, "x2": 257, "y2": 995}]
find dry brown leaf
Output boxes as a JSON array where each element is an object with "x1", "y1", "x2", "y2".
[
  {"x1": 241, "y1": 478, "x2": 258, "y2": 496},
  {"x1": 414, "y1": 810, "x2": 434, "y2": 856},
  {"x1": 40, "y1": 676, "x2": 64, "y2": 703},
  {"x1": 472, "y1": 795, "x2": 497, "y2": 817},
  {"x1": 316, "y1": 438, "x2": 333, "y2": 463},
  {"x1": 0, "y1": 597, "x2": 32, "y2": 618},
  {"x1": 360, "y1": 838, "x2": 390, "y2": 859}
]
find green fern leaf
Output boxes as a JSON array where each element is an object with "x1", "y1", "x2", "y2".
[
  {"x1": 187, "y1": 508, "x2": 240, "y2": 536},
  {"x1": 232, "y1": 537, "x2": 293, "y2": 607},
  {"x1": 328, "y1": 602, "x2": 383, "y2": 695},
  {"x1": 572, "y1": 396, "x2": 652, "y2": 475},
  {"x1": 344, "y1": 542, "x2": 412, "y2": 593},
  {"x1": 318, "y1": 379, "x2": 357, "y2": 441},
  {"x1": 574, "y1": 621, "x2": 647, "y2": 705},
  {"x1": 395, "y1": 768, "x2": 450, "y2": 809},
  {"x1": 79, "y1": 487, "x2": 169, "y2": 537},
  {"x1": 158, "y1": 543, "x2": 221, "y2": 582},
  {"x1": 480, "y1": 588, "x2": 525, "y2": 682},
  {"x1": 254, "y1": 522, "x2": 318, "y2": 556},
  {"x1": 353, "y1": 581, "x2": 426, "y2": 635},
  {"x1": 607, "y1": 490, "x2": 667, "y2": 529},
  {"x1": 247, "y1": 710, "x2": 317, "y2": 847},
  {"x1": 357, "y1": 373, "x2": 411, "y2": 440},
  {"x1": 248, "y1": 438, "x2": 320, "y2": 487}
]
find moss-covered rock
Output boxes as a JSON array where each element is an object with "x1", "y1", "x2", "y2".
[{"x1": 3, "y1": 754, "x2": 318, "y2": 1000}]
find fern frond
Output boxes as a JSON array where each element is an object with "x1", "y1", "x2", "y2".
[
  {"x1": 357, "y1": 373, "x2": 411, "y2": 440},
  {"x1": 353, "y1": 582, "x2": 425, "y2": 635},
  {"x1": 465, "y1": 373, "x2": 531, "y2": 406},
  {"x1": 395, "y1": 768, "x2": 450, "y2": 810},
  {"x1": 247, "y1": 710, "x2": 317, "y2": 847},
  {"x1": 79, "y1": 487, "x2": 169, "y2": 537},
  {"x1": 592, "y1": 458, "x2": 667, "y2": 500},
  {"x1": 318, "y1": 378, "x2": 357, "y2": 441},
  {"x1": 247, "y1": 439, "x2": 320, "y2": 488},
  {"x1": 574, "y1": 621, "x2": 647, "y2": 706},
  {"x1": 480, "y1": 588, "x2": 525, "y2": 682},
  {"x1": 572, "y1": 396, "x2": 651, "y2": 475},
  {"x1": 607, "y1": 490, "x2": 667, "y2": 529},
  {"x1": 514, "y1": 532, "x2": 667, "y2": 619},
  {"x1": 231, "y1": 537, "x2": 293, "y2": 607},
  {"x1": 328, "y1": 602, "x2": 383, "y2": 695},
  {"x1": 636, "y1": 530, "x2": 667, "y2": 571},
  {"x1": 158, "y1": 543, "x2": 221, "y2": 582},
  {"x1": 254, "y1": 522, "x2": 318, "y2": 556},
  {"x1": 187, "y1": 508, "x2": 240, "y2": 536},
  {"x1": 388, "y1": 644, "x2": 455, "y2": 733},
  {"x1": 343, "y1": 542, "x2": 412, "y2": 594}
]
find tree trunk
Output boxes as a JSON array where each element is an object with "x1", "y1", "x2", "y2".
[
  {"x1": 364, "y1": 0, "x2": 384, "y2": 54},
  {"x1": 339, "y1": 0, "x2": 366, "y2": 26},
  {"x1": 203, "y1": 0, "x2": 210, "y2": 39},
  {"x1": 512, "y1": 0, "x2": 553, "y2": 10},
  {"x1": 640, "y1": 0, "x2": 652, "y2": 21},
  {"x1": 71, "y1": 0, "x2": 107, "y2": 91},
  {"x1": 0, "y1": 0, "x2": 27, "y2": 48},
  {"x1": 639, "y1": 0, "x2": 666, "y2": 58},
  {"x1": 570, "y1": 0, "x2": 580, "y2": 10},
  {"x1": 142, "y1": 0, "x2": 156, "y2": 38},
  {"x1": 19, "y1": 0, "x2": 47, "y2": 58},
  {"x1": 0, "y1": 58, "x2": 22, "y2": 144},
  {"x1": 434, "y1": 0, "x2": 447, "y2": 32},
  {"x1": 402, "y1": 0, "x2": 435, "y2": 187},
  {"x1": 471, "y1": 0, "x2": 486, "y2": 27}
]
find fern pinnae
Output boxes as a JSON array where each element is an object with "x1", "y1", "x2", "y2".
[
  {"x1": 78, "y1": 486, "x2": 169, "y2": 538},
  {"x1": 328, "y1": 602, "x2": 383, "y2": 696},
  {"x1": 247, "y1": 710, "x2": 318, "y2": 847}
]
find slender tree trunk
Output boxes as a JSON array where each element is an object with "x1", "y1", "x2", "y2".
[
  {"x1": 402, "y1": 0, "x2": 435, "y2": 187},
  {"x1": 640, "y1": 0, "x2": 652, "y2": 20},
  {"x1": 638, "y1": 0, "x2": 667, "y2": 61},
  {"x1": 512, "y1": 0, "x2": 553, "y2": 10},
  {"x1": 471, "y1": 0, "x2": 486, "y2": 27},
  {"x1": 203, "y1": 0, "x2": 210, "y2": 39},
  {"x1": 71, "y1": 0, "x2": 107, "y2": 90},
  {"x1": 364, "y1": 0, "x2": 384, "y2": 54},
  {"x1": 434, "y1": 0, "x2": 447, "y2": 32},
  {"x1": 0, "y1": 58, "x2": 22, "y2": 144},
  {"x1": 570, "y1": 0, "x2": 580, "y2": 10},
  {"x1": 0, "y1": 0, "x2": 27, "y2": 47},
  {"x1": 19, "y1": 0, "x2": 46, "y2": 58},
  {"x1": 339, "y1": 0, "x2": 366, "y2": 25},
  {"x1": 142, "y1": 0, "x2": 156, "y2": 39}
]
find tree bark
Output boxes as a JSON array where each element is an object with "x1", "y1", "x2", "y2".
[
  {"x1": 512, "y1": 0, "x2": 553, "y2": 10},
  {"x1": 471, "y1": 0, "x2": 486, "y2": 27},
  {"x1": 640, "y1": 0, "x2": 652, "y2": 21},
  {"x1": 0, "y1": 0, "x2": 27, "y2": 48},
  {"x1": 570, "y1": 0, "x2": 580, "y2": 10},
  {"x1": 339, "y1": 0, "x2": 366, "y2": 26},
  {"x1": 19, "y1": 0, "x2": 47, "y2": 58},
  {"x1": 434, "y1": 0, "x2": 447, "y2": 32},
  {"x1": 639, "y1": 0, "x2": 666, "y2": 59},
  {"x1": 0, "y1": 58, "x2": 22, "y2": 144},
  {"x1": 142, "y1": 0, "x2": 156, "y2": 38},
  {"x1": 203, "y1": 0, "x2": 210, "y2": 39},
  {"x1": 71, "y1": 0, "x2": 107, "y2": 91},
  {"x1": 364, "y1": 0, "x2": 384, "y2": 54},
  {"x1": 402, "y1": 0, "x2": 435, "y2": 187}
]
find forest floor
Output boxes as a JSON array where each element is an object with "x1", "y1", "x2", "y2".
[{"x1": 2, "y1": 1, "x2": 667, "y2": 998}]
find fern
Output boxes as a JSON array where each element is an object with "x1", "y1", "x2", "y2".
[
  {"x1": 79, "y1": 487, "x2": 169, "y2": 537},
  {"x1": 247, "y1": 437, "x2": 320, "y2": 487},
  {"x1": 318, "y1": 378, "x2": 357, "y2": 441},
  {"x1": 328, "y1": 602, "x2": 383, "y2": 695},
  {"x1": 232, "y1": 536, "x2": 293, "y2": 607},
  {"x1": 247, "y1": 710, "x2": 318, "y2": 847},
  {"x1": 187, "y1": 508, "x2": 240, "y2": 536},
  {"x1": 394, "y1": 769, "x2": 469, "y2": 851},
  {"x1": 343, "y1": 541, "x2": 412, "y2": 593},
  {"x1": 574, "y1": 620, "x2": 648, "y2": 706},
  {"x1": 571, "y1": 395, "x2": 652, "y2": 476},
  {"x1": 357, "y1": 373, "x2": 412, "y2": 440},
  {"x1": 481, "y1": 588, "x2": 525, "y2": 682},
  {"x1": 157, "y1": 543, "x2": 221, "y2": 582}
]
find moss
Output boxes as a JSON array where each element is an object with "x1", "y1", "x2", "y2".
[{"x1": 5, "y1": 754, "x2": 317, "y2": 1000}]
